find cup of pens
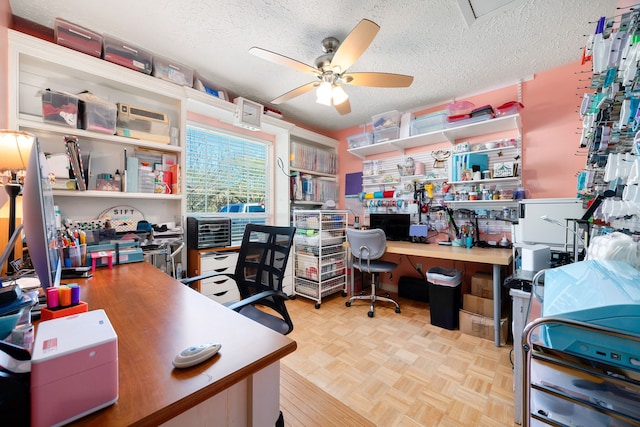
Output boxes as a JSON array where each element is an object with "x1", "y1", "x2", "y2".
[{"x1": 58, "y1": 244, "x2": 87, "y2": 268}]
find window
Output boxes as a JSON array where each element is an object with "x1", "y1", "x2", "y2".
[{"x1": 186, "y1": 124, "x2": 269, "y2": 242}]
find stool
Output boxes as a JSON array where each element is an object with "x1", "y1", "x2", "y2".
[{"x1": 91, "y1": 251, "x2": 114, "y2": 272}]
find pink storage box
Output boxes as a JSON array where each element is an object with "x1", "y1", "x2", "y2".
[
  {"x1": 31, "y1": 309, "x2": 118, "y2": 427},
  {"x1": 54, "y1": 18, "x2": 103, "y2": 58}
]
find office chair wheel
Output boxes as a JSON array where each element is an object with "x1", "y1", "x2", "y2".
[
  {"x1": 395, "y1": 307, "x2": 401, "y2": 314},
  {"x1": 341, "y1": 291, "x2": 347, "y2": 297},
  {"x1": 345, "y1": 301, "x2": 351, "y2": 307},
  {"x1": 368, "y1": 310, "x2": 374, "y2": 318},
  {"x1": 290, "y1": 295, "x2": 297, "y2": 300},
  {"x1": 315, "y1": 303, "x2": 321, "y2": 309}
]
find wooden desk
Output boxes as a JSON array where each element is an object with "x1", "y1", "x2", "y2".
[
  {"x1": 384, "y1": 241, "x2": 513, "y2": 347},
  {"x1": 55, "y1": 262, "x2": 296, "y2": 426}
]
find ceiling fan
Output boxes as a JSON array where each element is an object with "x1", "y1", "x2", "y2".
[{"x1": 249, "y1": 19, "x2": 414, "y2": 115}]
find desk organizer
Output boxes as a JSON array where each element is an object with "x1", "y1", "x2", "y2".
[{"x1": 40, "y1": 301, "x2": 88, "y2": 321}]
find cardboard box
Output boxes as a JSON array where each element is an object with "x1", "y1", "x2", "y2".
[
  {"x1": 463, "y1": 293, "x2": 495, "y2": 317},
  {"x1": 471, "y1": 272, "x2": 493, "y2": 299},
  {"x1": 459, "y1": 309, "x2": 508, "y2": 344}
]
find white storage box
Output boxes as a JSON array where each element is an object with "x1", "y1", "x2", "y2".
[{"x1": 521, "y1": 244, "x2": 550, "y2": 272}]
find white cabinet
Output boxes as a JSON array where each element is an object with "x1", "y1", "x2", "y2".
[
  {"x1": 199, "y1": 251, "x2": 240, "y2": 304},
  {"x1": 7, "y1": 30, "x2": 185, "y2": 229},
  {"x1": 292, "y1": 210, "x2": 348, "y2": 308}
]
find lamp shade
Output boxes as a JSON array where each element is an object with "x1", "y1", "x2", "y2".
[{"x1": 0, "y1": 130, "x2": 35, "y2": 172}]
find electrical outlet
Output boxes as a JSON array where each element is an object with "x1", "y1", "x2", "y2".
[{"x1": 416, "y1": 263, "x2": 422, "y2": 272}]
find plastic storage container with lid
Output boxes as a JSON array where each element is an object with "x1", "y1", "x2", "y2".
[
  {"x1": 152, "y1": 55, "x2": 194, "y2": 87},
  {"x1": 54, "y1": 18, "x2": 103, "y2": 58},
  {"x1": 103, "y1": 34, "x2": 153, "y2": 74},
  {"x1": 347, "y1": 132, "x2": 373, "y2": 149},
  {"x1": 427, "y1": 267, "x2": 462, "y2": 330},
  {"x1": 371, "y1": 110, "x2": 401, "y2": 131}
]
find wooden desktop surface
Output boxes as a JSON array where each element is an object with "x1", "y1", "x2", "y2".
[
  {"x1": 55, "y1": 262, "x2": 296, "y2": 426},
  {"x1": 384, "y1": 241, "x2": 513, "y2": 265}
]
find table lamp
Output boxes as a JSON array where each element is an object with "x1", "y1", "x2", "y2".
[{"x1": 0, "y1": 130, "x2": 35, "y2": 275}]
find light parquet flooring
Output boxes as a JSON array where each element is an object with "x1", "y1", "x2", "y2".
[{"x1": 280, "y1": 292, "x2": 518, "y2": 427}]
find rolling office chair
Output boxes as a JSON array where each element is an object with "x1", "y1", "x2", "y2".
[
  {"x1": 345, "y1": 228, "x2": 401, "y2": 318},
  {"x1": 182, "y1": 224, "x2": 296, "y2": 335}
]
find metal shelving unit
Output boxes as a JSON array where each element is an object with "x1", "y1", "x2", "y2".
[{"x1": 292, "y1": 210, "x2": 348, "y2": 309}]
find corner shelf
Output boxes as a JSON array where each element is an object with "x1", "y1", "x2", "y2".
[{"x1": 347, "y1": 114, "x2": 521, "y2": 159}]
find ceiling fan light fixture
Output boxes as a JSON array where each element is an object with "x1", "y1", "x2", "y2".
[
  {"x1": 331, "y1": 84, "x2": 349, "y2": 105},
  {"x1": 316, "y1": 81, "x2": 333, "y2": 106}
]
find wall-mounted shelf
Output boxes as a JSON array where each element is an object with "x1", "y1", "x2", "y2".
[{"x1": 347, "y1": 114, "x2": 521, "y2": 159}]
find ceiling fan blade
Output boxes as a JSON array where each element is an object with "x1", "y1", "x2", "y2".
[
  {"x1": 249, "y1": 47, "x2": 320, "y2": 76},
  {"x1": 342, "y1": 72, "x2": 414, "y2": 88},
  {"x1": 334, "y1": 98, "x2": 351, "y2": 115},
  {"x1": 271, "y1": 81, "x2": 318, "y2": 105},
  {"x1": 329, "y1": 19, "x2": 380, "y2": 73}
]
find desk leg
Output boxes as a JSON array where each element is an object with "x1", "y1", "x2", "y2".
[{"x1": 493, "y1": 264, "x2": 501, "y2": 347}]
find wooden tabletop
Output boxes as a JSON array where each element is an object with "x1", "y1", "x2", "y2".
[
  {"x1": 55, "y1": 262, "x2": 296, "y2": 426},
  {"x1": 384, "y1": 241, "x2": 513, "y2": 265}
]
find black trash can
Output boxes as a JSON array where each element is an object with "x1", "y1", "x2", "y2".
[{"x1": 427, "y1": 267, "x2": 462, "y2": 330}]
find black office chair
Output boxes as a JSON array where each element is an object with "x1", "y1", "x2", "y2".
[
  {"x1": 346, "y1": 228, "x2": 401, "y2": 317},
  {"x1": 182, "y1": 224, "x2": 296, "y2": 335}
]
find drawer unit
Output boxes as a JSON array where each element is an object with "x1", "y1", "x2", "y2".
[
  {"x1": 199, "y1": 251, "x2": 239, "y2": 304},
  {"x1": 201, "y1": 275, "x2": 239, "y2": 304}
]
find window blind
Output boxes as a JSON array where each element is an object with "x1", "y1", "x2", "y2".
[{"x1": 186, "y1": 124, "x2": 268, "y2": 242}]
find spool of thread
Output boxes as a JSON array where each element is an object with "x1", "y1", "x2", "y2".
[
  {"x1": 69, "y1": 284, "x2": 81, "y2": 305},
  {"x1": 373, "y1": 191, "x2": 384, "y2": 198},
  {"x1": 364, "y1": 193, "x2": 374, "y2": 199},
  {"x1": 59, "y1": 286, "x2": 72, "y2": 307},
  {"x1": 46, "y1": 287, "x2": 59, "y2": 309},
  {"x1": 383, "y1": 190, "x2": 394, "y2": 198}
]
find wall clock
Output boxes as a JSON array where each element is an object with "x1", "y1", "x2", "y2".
[{"x1": 233, "y1": 97, "x2": 263, "y2": 131}]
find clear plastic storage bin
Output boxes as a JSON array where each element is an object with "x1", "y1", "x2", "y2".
[
  {"x1": 54, "y1": 18, "x2": 103, "y2": 58},
  {"x1": 372, "y1": 110, "x2": 401, "y2": 131},
  {"x1": 347, "y1": 132, "x2": 373, "y2": 148}
]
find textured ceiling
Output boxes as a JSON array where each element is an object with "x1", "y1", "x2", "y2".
[{"x1": 9, "y1": 0, "x2": 618, "y2": 133}]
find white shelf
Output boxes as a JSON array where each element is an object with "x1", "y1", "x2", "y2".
[
  {"x1": 444, "y1": 199, "x2": 519, "y2": 209},
  {"x1": 348, "y1": 114, "x2": 521, "y2": 158},
  {"x1": 52, "y1": 190, "x2": 182, "y2": 200},
  {"x1": 18, "y1": 114, "x2": 182, "y2": 153},
  {"x1": 448, "y1": 177, "x2": 519, "y2": 186},
  {"x1": 290, "y1": 168, "x2": 337, "y2": 179}
]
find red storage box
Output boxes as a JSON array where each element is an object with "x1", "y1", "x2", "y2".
[{"x1": 54, "y1": 18, "x2": 103, "y2": 58}]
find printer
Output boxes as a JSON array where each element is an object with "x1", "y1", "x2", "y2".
[{"x1": 31, "y1": 309, "x2": 118, "y2": 427}]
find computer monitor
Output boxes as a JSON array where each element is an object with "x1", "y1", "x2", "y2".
[
  {"x1": 369, "y1": 213, "x2": 411, "y2": 241},
  {"x1": 22, "y1": 138, "x2": 60, "y2": 289}
]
